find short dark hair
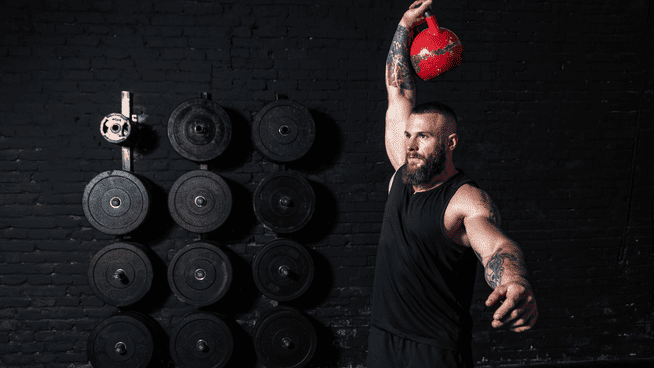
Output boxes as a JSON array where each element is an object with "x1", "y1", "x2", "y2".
[
  {"x1": 411, "y1": 101, "x2": 458, "y2": 124},
  {"x1": 411, "y1": 101, "x2": 458, "y2": 133}
]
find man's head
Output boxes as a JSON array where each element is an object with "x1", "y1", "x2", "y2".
[{"x1": 403, "y1": 102, "x2": 458, "y2": 186}]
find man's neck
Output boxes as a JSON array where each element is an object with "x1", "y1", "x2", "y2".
[{"x1": 412, "y1": 163, "x2": 458, "y2": 194}]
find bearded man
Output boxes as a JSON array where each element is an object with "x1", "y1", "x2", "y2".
[{"x1": 368, "y1": 1, "x2": 538, "y2": 367}]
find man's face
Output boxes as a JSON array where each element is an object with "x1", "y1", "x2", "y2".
[{"x1": 402, "y1": 113, "x2": 447, "y2": 185}]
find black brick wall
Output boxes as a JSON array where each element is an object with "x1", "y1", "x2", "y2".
[{"x1": 1, "y1": 0, "x2": 652, "y2": 367}]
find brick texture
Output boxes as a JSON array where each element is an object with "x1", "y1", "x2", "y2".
[{"x1": 1, "y1": 0, "x2": 652, "y2": 367}]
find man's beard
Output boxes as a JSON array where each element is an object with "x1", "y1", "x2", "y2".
[{"x1": 403, "y1": 143, "x2": 447, "y2": 186}]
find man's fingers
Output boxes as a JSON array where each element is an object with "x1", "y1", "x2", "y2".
[
  {"x1": 504, "y1": 309, "x2": 528, "y2": 326},
  {"x1": 415, "y1": 1, "x2": 432, "y2": 16},
  {"x1": 511, "y1": 325, "x2": 532, "y2": 333},
  {"x1": 410, "y1": 0, "x2": 432, "y2": 9},
  {"x1": 485, "y1": 286, "x2": 506, "y2": 307},
  {"x1": 493, "y1": 298, "x2": 519, "y2": 323},
  {"x1": 402, "y1": 0, "x2": 433, "y2": 28},
  {"x1": 487, "y1": 282, "x2": 538, "y2": 332},
  {"x1": 505, "y1": 302, "x2": 538, "y2": 331},
  {"x1": 491, "y1": 287, "x2": 527, "y2": 322}
]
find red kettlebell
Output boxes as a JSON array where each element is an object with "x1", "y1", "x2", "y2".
[{"x1": 410, "y1": 9, "x2": 464, "y2": 80}]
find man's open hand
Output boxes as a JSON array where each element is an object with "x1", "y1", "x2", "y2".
[{"x1": 485, "y1": 281, "x2": 538, "y2": 332}]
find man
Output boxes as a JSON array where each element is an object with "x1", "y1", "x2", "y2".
[{"x1": 368, "y1": 1, "x2": 538, "y2": 367}]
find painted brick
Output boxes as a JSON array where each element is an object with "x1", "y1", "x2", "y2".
[{"x1": 0, "y1": 0, "x2": 652, "y2": 367}]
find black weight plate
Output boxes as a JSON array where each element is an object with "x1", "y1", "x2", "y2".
[
  {"x1": 168, "y1": 242, "x2": 233, "y2": 307},
  {"x1": 168, "y1": 98, "x2": 232, "y2": 162},
  {"x1": 252, "y1": 100, "x2": 315, "y2": 163},
  {"x1": 168, "y1": 170, "x2": 232, "y2": 233},
  {"x1": 82, "y1": 170, "x2": 151, "y2": 235},
  {"x1": 254, "y1": 307, "x2": 317, "y2": 368},
  {"x1": 170, "y1": 312, "x2": 233, "y2": 368},
  {"x1": 87, "y1": 311, "x2": 155, "y2": 368},
  {"x1": 253, "y1": 171, "x2": 315, "y2": 233},
  {"x1": 253, "y1": 239, "x2": 314, "y2": 301},
  {"x1": 88, "y1": 242, "x2": 153, "y2": 307}
]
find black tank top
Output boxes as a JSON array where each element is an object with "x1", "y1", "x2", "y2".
[{"x1": 371, "y1": 165, "x2": 479, "y2": 350}]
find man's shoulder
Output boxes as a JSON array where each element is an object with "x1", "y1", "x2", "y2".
[{"x1": 448, "y1": 183, "x2": 493, "y2": 218}]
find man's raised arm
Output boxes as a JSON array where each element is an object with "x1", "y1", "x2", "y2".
[{"x1": 385, "y1": 0, "x2": 432, "y2": 171}]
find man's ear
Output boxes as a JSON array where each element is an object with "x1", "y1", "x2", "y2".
[{"x1": 448, "y1": 133, "x2": 458, "y2": 151}]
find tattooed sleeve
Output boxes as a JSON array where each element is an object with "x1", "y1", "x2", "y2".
[
  {"x1": 386, "y1": 25, "x2": 416, "y2": 105},
  {"x1": 485, "y1": 244, "x2": 530, "y2": 289}
]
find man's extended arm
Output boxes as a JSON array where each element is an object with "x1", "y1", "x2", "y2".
[
  {"x1": 385, "y1": 0, "x2": 432, "y2": 171},
  {"x1": 462, "y1": 188, "x2": 538, "y2": 332}
]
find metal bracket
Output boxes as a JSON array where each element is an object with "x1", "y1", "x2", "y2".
[{"x1": 121, "y1": 91, "x2": 132, "y2": 172}]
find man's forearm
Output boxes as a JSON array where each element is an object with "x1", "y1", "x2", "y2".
[
  {"x1": 482, "y1": 241, "x2": 531, "y2": 290},
  {"x1": 385, "y1": 24, "x2": 416, "y2": 105}
]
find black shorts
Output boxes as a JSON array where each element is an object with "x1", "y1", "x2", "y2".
[{"x1": 367, "y1": 327, "x2": 474, "y2": 368}]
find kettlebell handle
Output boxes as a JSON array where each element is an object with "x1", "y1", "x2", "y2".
[{"x1": 423, "y1": 8, "x2": 439, "y2": 32}]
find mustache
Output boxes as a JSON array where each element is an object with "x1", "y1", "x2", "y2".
[{"x1": 407, "y1": 152, "x2": 426, "y2": 159}]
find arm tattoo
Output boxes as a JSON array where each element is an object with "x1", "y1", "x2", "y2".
[
  {"x1": 481, "y1": 191, "x2": 501, "y2": 225},
  {"x1": 485, "y1": 245, "x2": 529, "y2": 289},
  {"x1": 386, "y1": 25, "x2": 416, "y2": 104}
]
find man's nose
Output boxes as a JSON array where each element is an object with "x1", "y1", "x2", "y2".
[{"x1": 406, "y1": 136, "x2": 417, "y2": 150}]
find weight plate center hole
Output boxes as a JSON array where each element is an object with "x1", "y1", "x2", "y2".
[
  {"x1": 115, "y1": 342, "x2": 127, "y2": 355},
  {"x1": 195, "y1": 268, "x2": 206, "y2": 281},
  {"x1": 113, "y1": 269, "x2": 128, "y2": 284},
  {"x1": 281, "y1": 337, "x2": 294, "y2": 349},
  {"x1": 279, "y1": 196, "x2": 292, "y2": 208},
  {"x1": 195, "y1": 196, "x2": 207, "y2": 207},
  {"x1": 196, "y1": 339, "x2": 208, "y2": 352},
  {"x1": 110, "y1": 197, "x2": 121, "y2": 208},
  {"x1": 279, "y1": 125, "x2": 291, "y2": 136}
]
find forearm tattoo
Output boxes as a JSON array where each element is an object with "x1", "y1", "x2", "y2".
[
  {"x1": 485, "y1": 246, "x2": 529, "y2": 289},
  {"x1": 386, "y1": 25, "x2": 416, "y2": 104}
]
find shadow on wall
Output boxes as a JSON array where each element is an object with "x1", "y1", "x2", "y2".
[
  {"x1": 290, "y1": 109, "x2": 342, "y2": 173},
  {"x1": 207, "y1": 107, "x2": 253, "y2": 171}
]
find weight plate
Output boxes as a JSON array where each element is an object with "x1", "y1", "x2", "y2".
[
  {"x1": 82, "y1": 170, "x2": 151, "y2": 235},
  {"x1": 168, "y1": 170, "x2": 232, "y2": 233},
  {"x1": 88, "y1": 242, "x2": 153, "y2": 307},
  {"x1": 254, "y1": 307, "x2": 317, "y2": 368},
  {"x1": 168, "y1": 242, "x2": 233, "y2": 307},
  {"x1": 253, "y1": 239, "x2": 314, "y2": 301},
  {"x1": 167, "y1": 98, "x2": 232, "y2": 162},
  {"x1": 87, "y1": 311, "x2": 155, "y2": 368},
  {"x1": 100, "y1": 113, "x2": 135, "y2": 145},
  {"x1": 170, "y1": 312, "x2": 233, "y2": 368},
  {"x1": 252, "y1": 100, "x2": 315, "y2": 163},
  {"x1": 254, "y1": 171, "x2": 315, "y2": 233}
]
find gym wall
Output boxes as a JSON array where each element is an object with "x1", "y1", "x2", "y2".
[{"x1": 1, "y1": 0, "x2": 652, "y2": 367}]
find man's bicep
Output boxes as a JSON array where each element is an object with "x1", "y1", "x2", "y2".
[{"x1": 462, "y1": 188, "x2": 507, "y2": 263}]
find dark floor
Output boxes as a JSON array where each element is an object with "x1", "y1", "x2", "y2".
[{"x1": 488, "y1": 359, "x2": 654, "y2": 368}]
